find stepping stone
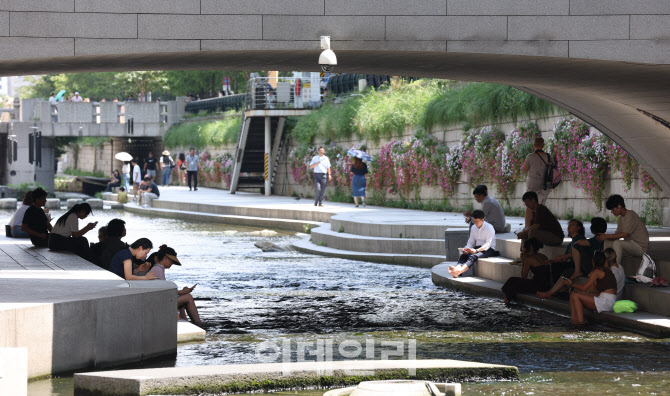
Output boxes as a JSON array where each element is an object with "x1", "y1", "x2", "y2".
[
  {"x1": 86, "y1": 198, "x2": 103, "y2": 209},
  {"x1": 45, "y1": 198, "x2": 61, "y2": 210},
  {"x1": 66, "y1": 198, "x2": 84, "y2": 209},
  {"x1": 0, "y1": 198, "x2": 17, "y2": 209}
]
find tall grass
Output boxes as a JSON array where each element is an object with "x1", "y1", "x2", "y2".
[
  {"x1": 422, "y1": 83, "x2": 561, "y2": 131},
  {"x1": 163, "y1": 111, "x2": 241, "y2": 148}
]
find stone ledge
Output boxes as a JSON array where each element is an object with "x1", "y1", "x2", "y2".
[{"x1": 74, "y1": 359, "x2": 518, "y2": 396}]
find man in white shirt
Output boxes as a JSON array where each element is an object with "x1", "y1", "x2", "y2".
[
  {"x1": 449, "y1": 210, "x2": 497, "y2": 278},
  {"x1": 48, "y1": 93, "x2": 57, "y2": 103},
  {"x1": 131, "y1": 159, "x2": 142, "y2": 200},
  {"x1": 309, "y1": 147, "x2": 331, "y2": 207},
  {"x1": 463, "y1": 184, "x2": 507, "y2": 233},
  {"x1": 71, "y1": 92, "x2": 83, "y2": 102}
]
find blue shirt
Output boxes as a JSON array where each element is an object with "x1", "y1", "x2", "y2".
[
  {"x1": 185, "y1": 154, "x2": 199, "y2": 171},
  {"x1": 109, "y1": 249, "x2": 133, "y2": 279}
]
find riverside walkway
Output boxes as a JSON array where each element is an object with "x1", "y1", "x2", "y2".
[{"x1": 122, "y1": 187, "x2": 670, "y2": 338}]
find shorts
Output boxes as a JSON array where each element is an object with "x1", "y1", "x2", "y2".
[{"x1": 594, "y1": 292, "x2": 617, "y2": 313}]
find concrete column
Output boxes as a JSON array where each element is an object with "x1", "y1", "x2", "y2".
[{"x1": 264, "y1": 116, "x2": 271, "y2": 196}]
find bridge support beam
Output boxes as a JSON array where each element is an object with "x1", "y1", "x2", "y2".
[{"x1": 264, "y1": 116, "x2": 271, "y2": 196}]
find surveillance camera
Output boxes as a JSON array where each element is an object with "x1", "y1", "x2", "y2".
[{"x1": 319, "y1": 36, "x2": 337, "y2": 72}]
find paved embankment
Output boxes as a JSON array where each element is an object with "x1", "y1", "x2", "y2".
[
  {"x1": 0, "y1": 241, "x2": 179, "y2": 379},
  {"x1": 74, "y1": 359, "x2": 517, "y2": 396}
]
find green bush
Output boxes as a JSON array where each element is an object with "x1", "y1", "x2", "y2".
[
  {"x1": 163, "y1": 111, "x2": 241, "y2": 149},
  {"x1": 422, "y1": 83, "x2": 561, "y2": 131},
  {"x1": 8, "y1": 182, "x2": 48, "y2": 200},
  {"x1": 63, "y1": 168, "x2": 106, "y2": 178}
]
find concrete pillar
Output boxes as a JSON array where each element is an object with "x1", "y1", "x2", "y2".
[{"x1": 264, "y1": 117, "x2": 271, "y2": 196}]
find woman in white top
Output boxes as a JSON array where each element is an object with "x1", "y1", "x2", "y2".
[
  {"x1": 122, "y1": 162, "x2": 131, "y2": 190},
  {"x1": 9, "y1": 193, "x2": 33, "y2": 238},
  {"x1": 604, "y1": 248, "x2": 626, "y2": 300},
  {"x1": 48, "y1": 203, "x2": 98, "y2": 260}
]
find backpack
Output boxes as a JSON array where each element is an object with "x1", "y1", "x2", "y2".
[
  {"x1": 179, "y1": 160, "x2": 186, "y2": 170},
  {"x1": 537, "y1": 152, "x2": 562, "y2": 190},
  {"x1": 636, "y1": 253, "x2": 656, "y2": 283}
]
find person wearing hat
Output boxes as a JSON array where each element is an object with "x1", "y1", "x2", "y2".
[
  {"x1": 71, "y1": 92, "x2": 83, "y2": 102},
  {"x1": 146, "y1": 245, "x2": 203, "y2": 326},
  {"x1": 159, "y1": 150, "x2": 175, "y2": 187}
]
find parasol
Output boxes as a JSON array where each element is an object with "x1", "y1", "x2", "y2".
[
  {"x1": 54, "y1": 90, "x2": 67, "y2": 101},
  {"x1": 347, "y1": 149, "x2": 373, "y2": 162},
  {"x1": 114, "y1": 152, "x2": 133, "y2": 161}
]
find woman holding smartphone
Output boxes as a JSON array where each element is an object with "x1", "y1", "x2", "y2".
[
  {"x1": 563, "y1": 250, "x2": 617, "y2": 324},
  {"x1": 146, "y1": 245, "x2": 203, "y2": 326}
]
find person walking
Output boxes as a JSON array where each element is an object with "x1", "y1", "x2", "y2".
[
  {"x1": 185, "y1": 148, "x2": 199, "y2": 191},
  {"x1": 309, "y1": 147, "x2": 331, "y2": 207},
  {"x1": 160, "y1": 150, "x2": 174, "y2": 187},
  {"x1": 350, "y1": 157, "x2": 368, "y2": 207},
  {"x1": 131, "y1": 159, "x2": 142, "y2": 200},
  {"x1": 521, "y1": 137, "x2": 553, "y2": 228},
  {"x1": 177, "y1": 153, "x2": 187, "y2": 186},
  {"x1": 144, "y1": 152, "x2": 157, "y2": 180},
  {"x1": 122, "y1": 161, "x2": 131, "y2": 191}
]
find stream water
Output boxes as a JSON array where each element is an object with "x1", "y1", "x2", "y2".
[{"x1": 2, "y1": 209, "x2": 669, "y2": 395}]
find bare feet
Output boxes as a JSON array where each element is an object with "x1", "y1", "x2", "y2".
[
  {"x1": 448, "y1": 266, "x2": 459, "y2": 278},
  {"x1": 536, "y1": 291, "x2": 551, "y2": 299},
  {"x1": 504, "y1": 297, "x2": 510, "y2": 305}
]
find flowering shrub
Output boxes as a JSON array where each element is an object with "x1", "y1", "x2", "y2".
[
  {"x1": 494, "y1": 121, "x2": 541, "y2": 200},
  {"x1": 640, "y1": 168, "x2": 662, "y2": 195},
  {"x1": 460, "y1": 126, "x2": 505, "y2": 186},
  {"x1": 607, "y1": 143, "x2": 637, "y2": 191},
  {"x1": 287, "y1": 118, "x2": 663, "y2": 207},
  {"x1": 196, "y1": 151, "x2": 235, "y2": 188}
]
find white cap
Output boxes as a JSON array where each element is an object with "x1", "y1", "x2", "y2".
[{"x1": 75, "y1": 92, "x2": 79, "y2": 95}]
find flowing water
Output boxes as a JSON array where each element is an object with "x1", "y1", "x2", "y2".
[{"x1": 2, "y1": 208, "x2": 669, "y2": 395}]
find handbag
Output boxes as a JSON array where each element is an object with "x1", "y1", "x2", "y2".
[{"x1": 179, "y1": 161, "x2": 186, "y2": 170}]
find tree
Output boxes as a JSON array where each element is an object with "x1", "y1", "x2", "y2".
[
  {"x1": 165, "y1": 70, "x2": 252, "y2": 98},
  {"x1": 18, "y1": 75, "x2": 57, "y2": 99},
  {"x1": 114, "y1": 71, "x2": 168, "y2": 100}
]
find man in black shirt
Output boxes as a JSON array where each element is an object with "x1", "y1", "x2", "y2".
[
  {"x1": 21, "y1": 188, "x2": 51, "y2": 248},
  {"x1": 144, "y1": 152, "x2": 157, "y2": 180}
]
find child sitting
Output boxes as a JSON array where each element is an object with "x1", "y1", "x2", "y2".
[{"x1": 118, "y1": 186, "x2": 128, "y2": 204}]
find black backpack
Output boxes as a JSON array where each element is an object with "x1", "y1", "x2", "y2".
[{"x1": 537, "y1": 152, "x2": 562, "y2": 190}]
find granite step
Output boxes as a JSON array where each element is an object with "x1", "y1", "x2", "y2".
[
  {"x1": 431, "y1": 263, "x2": 670, "y2": 338},
  {"x1": 310, "y1": 223, "x2": 445, "y2": 256},
  {"x1": 292, "y1": 236, "x2": 443, "y2": 268},
  {"x1": 328, "y1": 215, "x2": 465, "y2": 239},
  {"x1": 459, "y1": 256, "x2": 670, "y2": 318}
]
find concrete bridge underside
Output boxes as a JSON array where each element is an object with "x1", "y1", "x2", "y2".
[{"x1": 1, "y1": 1, "x2": 670, "y2": 191}]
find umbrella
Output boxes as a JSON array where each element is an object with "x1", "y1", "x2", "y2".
[
  {"x1": 54, "y1": 90, "x2": 66, "y2": 101},
  {"x1": 114, "y1": 152, "x2": 133, "y2": 161},
  {"x1": 347, "y1": 149, "x2": 373, "y2": 162}
]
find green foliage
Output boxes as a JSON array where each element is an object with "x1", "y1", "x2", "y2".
[
  {"x1": 8, "y1": 182, "x2": 47, "y2": 200},
  {"x1": 326, "y1": 186, "x2": 353, "y2": 203},
  {"x1": 63, "y1": 168, "x2": 106, "y2": 178},
  {"x1": 641, "y1": 199, "x2": 663, "y2": 226},
  {"x1": 423, "y1": 83, "x2": 561, "y2": 131},
  {"x1": 163, "y1": 112, "x2": 241, "y2": 149},
  {"x1": 94, "y1": 192, "x2": 103, "y2": 199},
  {"x1": 165, "y1": 70, "x2": 250, "y2": 97},
  {"x1": 338, "y1": 226, "x2": 345, "y2": 233},
  {"x1": 503, "y1": 206, "x2": 525, "y2": 217}
]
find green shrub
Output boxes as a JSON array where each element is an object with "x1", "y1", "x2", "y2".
[
  {"x1": 8, "y1": 182, "x2": 48, "y2": 200},
  {"x1": 163, "y1": 111, "x2": 241, "y2": 148},
  {"x1": 63, "y1": 168, "x2": 106, "y2": 178}
]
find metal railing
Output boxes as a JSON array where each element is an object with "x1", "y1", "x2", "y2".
[
  {"x1": 245, "y1": 76, "x2": 326, "y2": 111},
  {"x1": 185, "y1": 94, "x2": 245, "y2": 114}
]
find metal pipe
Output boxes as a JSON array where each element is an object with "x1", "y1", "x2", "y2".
[{"x1": 264, "y1": 116, "x2": 271, "y2": 196}]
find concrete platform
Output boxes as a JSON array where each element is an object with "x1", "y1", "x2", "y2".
[
  {"x1": 74, "y1": 359, "x2": 518, "y2": 396},
  {"x1": 0, "y1": 244, "x2": 179, "y2": 378},
  {"x1": 177, "y1": 320, "x2": 206, "y2": 343}
]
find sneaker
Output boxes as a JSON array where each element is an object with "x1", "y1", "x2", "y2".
[
  {"x1": 319, "y1": 203, "x2": 324, "y2": 207},
  {"x1": 355, "y1": 204, "x2": 359, "y2": 208},
  {"x1": 660, "y1": 277, "x2": 669, "y2": 287},
  {"x1": 194, "y1": 188, "x2": 198, "y2": 191},
  {"x1": 314, "y1": 202, "x2": 318, "y2": 206},
  {"x1": 651, "y1": 276, "x2": 661, "y2": 287}
]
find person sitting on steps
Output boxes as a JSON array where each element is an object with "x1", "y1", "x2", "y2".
[
  {"x1": 448, "y1": 209, "x2": 498, "y2": 278},
  {"x1": 570, "y1": 217, "x2": 607, "y2": 279},
  {"x1": 501, "y1": 238, "x2": 551, "y2": 305},
  {"x1": 565, "y1": 250, "x2": 618, "y2": 324},
  {"x1": 598, "y1": 194, "x2": 649, "y2": 271},
  {"x1": 536, "y1": 219, "x2": 587, "y2": 300},
  {"x1": 516, "y1": 191, "x2": 564, "y2": 249},
  {"x1": 463, "y1": 184, "x2": 507, "y2": 233}
]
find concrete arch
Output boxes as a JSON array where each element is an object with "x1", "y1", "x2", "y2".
[{"x1": 1, "y1": 1, "x2": 670, "y2": 191}]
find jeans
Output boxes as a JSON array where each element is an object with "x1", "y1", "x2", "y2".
[
  {"x1": 123, "y1": 173, "x2": 130, "y2": 190},
  {"x1": 314, "y1": 173, "x2": 327, "y2": 204},
  {"x1": 161, "y1": 167, "x2": 171, "y2": 185},
  {"x1": 187, "y1": 171, "x2": 198, "y2": 190},
  {"x1": 10, "y1": 225, "x2": 29, "y2": 238}
]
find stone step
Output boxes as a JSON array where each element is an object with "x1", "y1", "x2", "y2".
[
  {"x1": 292, "y1": 236, "x2": 443, "y2": 268},
  {"x1": 431, "y1": 263, "x2": 670, "y2": 338},
  {"x1": 328, "y1": 215, "x2": 465, "y2": 239},
  {"x1": 464, "y1": 256, "x2": 670, "y2": 318},
  {"x1": 153, "y1": 199, "x2": 332, "y2": 223},
  {"x1": 310, "y1": 223, "x2": 445, "y2": 256},
  {"x1": 124, "y1": 205, "x2": 320, "y2": 234}
]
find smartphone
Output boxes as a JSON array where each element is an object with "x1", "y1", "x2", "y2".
[{"x1": 191, "y1": 283, "x2": 198, "y2": 289}]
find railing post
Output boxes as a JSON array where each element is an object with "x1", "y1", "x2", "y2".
[{"x1": 264, "y1": 116, "x2": 271, "y2": 196}]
